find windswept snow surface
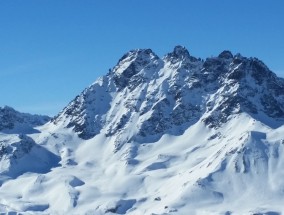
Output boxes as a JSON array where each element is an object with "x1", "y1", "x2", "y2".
[
  {"x1": 1, "y1": 116, "x2": 284, "y2": 214},
  {"x1": 1, "y1": 46, "x2": 284, "y2": 214}
]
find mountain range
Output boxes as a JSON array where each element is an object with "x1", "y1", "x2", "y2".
[{"x1": 1, "y1": 46, "x2": 284, "y2": 215}]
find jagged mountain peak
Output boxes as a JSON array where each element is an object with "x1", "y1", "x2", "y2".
[
  {"x1": 115, "y1": 48, "x2": 159, "y2": 70},
  {"x1": 52, "y1": 46, "x2": 284, "y2": 144},
  {"x1": 172, "y1": 45, "x2": 190, "y2": 57},
  {"x1": 164, "y1": 45, "x2": 199, "y2": 63},
  {"x1": 218, "y1": 50, "x2": 233, "y2": 59},
  {"x1": 2, "y1": 46, "x2": 284, "y2": 215},
  {"x1": 111, "y1": 48, "x2": 162, "y2": 90}
]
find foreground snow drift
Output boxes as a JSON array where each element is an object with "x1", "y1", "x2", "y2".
[{"x1": 0, "y1": 114, "x2": 283, "y2": 214}]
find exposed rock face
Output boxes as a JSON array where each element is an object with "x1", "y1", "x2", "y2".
[{"x1": 52, "y1": 46, "x2": 284, "y2": 147}]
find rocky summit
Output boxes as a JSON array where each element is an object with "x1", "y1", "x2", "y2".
[
  {"x1": 54, "y1": 46, "x2": 284, "y2": 145},
  {"x1": 1, "y1": 46, "x2": 284, "y2": 214}
]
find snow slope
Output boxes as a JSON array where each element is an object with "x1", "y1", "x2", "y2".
[{"x1": 0, "y1": 46, "x2": 284, "y2": 214}]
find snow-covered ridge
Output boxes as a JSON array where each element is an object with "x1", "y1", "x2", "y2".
[
  {"x1": 0, "y1": 106, "x2": 50, "y2": 134},
  {"x1": 53, "y1": 46, "x2": 284, "y2": 145},
  {"x1": 1, "y1": 46, "x2": 284, "y2": 214}
]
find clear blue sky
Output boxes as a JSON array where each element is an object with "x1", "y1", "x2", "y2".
[{"x1": 1, "y1": 0, "x2": 284, "y2": 116}]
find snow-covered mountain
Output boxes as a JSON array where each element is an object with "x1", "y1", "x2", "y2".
[
  {"x1": 53, "y1": 46, "x2": 284, "y2": 146},
  {"x1": 0, "y1": 106, "x2": 50, "y2": 134},
  {"x1": 1, "y1": 46, "x2": 284, "y2": 214},
  {"x1": 0, "y1": 107, "x2": 58, "y2": 188}
]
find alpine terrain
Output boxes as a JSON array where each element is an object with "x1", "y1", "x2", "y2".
[{"x1": 1, "y1": 46, "x2": 284, "y2": 215}]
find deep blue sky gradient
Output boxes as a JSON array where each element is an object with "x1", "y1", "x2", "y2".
[{"x1": 1, "y1": 0, "x2": 284, "y2": 115}]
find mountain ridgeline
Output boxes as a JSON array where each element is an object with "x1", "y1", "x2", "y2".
[
  {"x1": 0, "y1": 106, "x2": 50, "y2": 133},
  {"x1": 1, "y1": 46, "x2": 284, "y2": 214},
  {"x1": 53, "y1": 46, "x2": 284, "y2": 149}
]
